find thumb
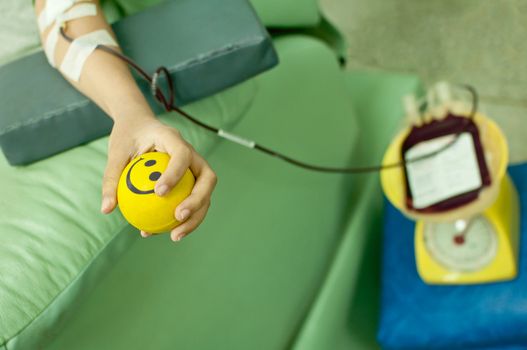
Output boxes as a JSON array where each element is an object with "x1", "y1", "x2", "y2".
[{"x1": 101, "y1": 148, "x2": 129, "y2": 214}]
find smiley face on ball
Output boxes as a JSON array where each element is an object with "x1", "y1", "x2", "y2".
[
  {"x1": 125, "y1": 156, "x2": 164, "y2": 195},
  {"x1": 117, "y1": 152, "x2": 195, "y2": 234}
]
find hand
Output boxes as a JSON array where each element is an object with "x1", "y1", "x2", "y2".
[{"x1": 100, "y1": 115, "x2": 217, "y2": 242}]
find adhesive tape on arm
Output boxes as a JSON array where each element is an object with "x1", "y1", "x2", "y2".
[
  {"x1": 38, "y1": 0, "x2": 79, "y2": 32},
  {"x1": 60, "y1": 30, "x2": 118, "y2": 82},
  {"x1": 43, "y1": 3, "x2": 97, "y2": 67}
]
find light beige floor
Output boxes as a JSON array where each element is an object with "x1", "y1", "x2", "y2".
[{"x1": 322, "y1": 0, "x2": 527, "y2": 163}]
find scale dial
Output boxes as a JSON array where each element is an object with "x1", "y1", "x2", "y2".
[{"x1": 424, "y1": 216, "x2": 498, "y2": 272}]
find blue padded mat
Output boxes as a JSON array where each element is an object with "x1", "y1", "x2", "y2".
[{"x1": 378, "y1": 163, "x2": 527, "y2": 350}]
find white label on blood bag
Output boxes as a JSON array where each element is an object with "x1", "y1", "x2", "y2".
[{"x1": 404, "y1": 132, "x2": 482, "y2": 209}]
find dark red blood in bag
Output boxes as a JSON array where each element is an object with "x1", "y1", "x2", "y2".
[{"x1": 401, "y1": 114, "x2": 491, "y2": 213}]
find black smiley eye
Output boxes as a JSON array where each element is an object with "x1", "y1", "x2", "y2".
[
  {"x1": 149, "y1": 171, "x2": 161, "y2": 181},
  {"x1": 145, "y1": 160, "x2": 161, "y2": 181}
]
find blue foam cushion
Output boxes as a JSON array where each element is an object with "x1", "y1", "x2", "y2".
[{"x1": 378, "y1": 163, "x2": 527, "y2": 350}]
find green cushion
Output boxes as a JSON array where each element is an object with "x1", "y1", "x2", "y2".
[
  {"x1": 113, "y1": 0, "x2": 321, "y2": 28},
  {"x1": 0, "y1": 0, "x2": 277, "y2": 165},
  {"x1": 0, "y1": 35, "x2": 358, "y2": 350},
  {"x1": 0, "y1": 76, "x2": 255, "y2": 349}
]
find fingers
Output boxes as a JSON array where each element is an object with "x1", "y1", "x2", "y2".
[
  {"x1": 101, "y1": 146, "x2": 130, "y2": 214},
  {"x1": 154, "y1": 130, "x2": 192, "y2": 197},
  {"x1": 170, "y1": 152, "x2": 216, "y2": 242},
  {"x1": 170, "y1": 205, "x2": 210, "y2": 242},
  {"x1": 139, "y1": 151, "x2": 216, "y2": 242},
  {"x1": 175, "y1": 153, "x2": 217, "y2": 222},
  {"x1": 140, "y1": 151, "x2": 216, "y2": 242}
]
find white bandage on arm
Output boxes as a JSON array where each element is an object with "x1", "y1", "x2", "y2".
[
  {"x1": 43, "y1": 3, "x2": 98, "y2": 67},
  {"x1": 60, "y1": 30, "x2": 117, "y2": 81},
  {"x1": 38, "y1": 0, "x2": 119, "y2": 82},
  {"x1": 38, "y1": 0, "x2": 81, "y2": 32}
]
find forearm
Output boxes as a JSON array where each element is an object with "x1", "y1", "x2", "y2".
[{"x1": 34, "y1": 0, "x2": 154, "y2": 122}]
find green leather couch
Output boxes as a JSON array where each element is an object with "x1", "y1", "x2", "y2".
[{"x1": 0, "y1": 1, "x2": 421, "y2": 349}]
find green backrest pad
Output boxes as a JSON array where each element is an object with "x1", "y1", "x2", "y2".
[{"x1": 0, "y1": 0, "x2": 277, "y2": 165}]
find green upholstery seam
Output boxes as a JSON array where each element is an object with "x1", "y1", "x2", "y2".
[
  {"x1": 160, "y1": 36, "x2": 265, "y2": 72},
  {"x1": 0, "y1": 99, "x2": 91, "y2": 136},
  {"x1": 1, "y1": 223, "x2": 135, "y2": 348}
]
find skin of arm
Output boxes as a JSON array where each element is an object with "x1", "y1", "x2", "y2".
[{"x1": 34, "y1": 0, "x2": 217, "y2": 242}]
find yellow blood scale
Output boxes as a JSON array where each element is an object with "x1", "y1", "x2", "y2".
[
  {"x1": 381, "y1": 112, "x2": 520, "y2": 285},
  {"x1": 415, "y1": 175, "x2": 519, "y2": 284},
  {"x1": 117, "y1": 152, "x2": 195, "y2": 234}
]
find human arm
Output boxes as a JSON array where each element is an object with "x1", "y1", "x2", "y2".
[{"x1": 34, "y1": 0, "x2": 217, "y2": 241}]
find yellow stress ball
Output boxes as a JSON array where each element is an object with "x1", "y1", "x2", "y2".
[{"x1": 117, "y1": 152, "x2": 195, "y2": 234}]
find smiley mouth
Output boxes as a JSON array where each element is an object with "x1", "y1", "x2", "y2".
[{"x1": 126, "y1": 157, "x2": 158, "y2": 195}]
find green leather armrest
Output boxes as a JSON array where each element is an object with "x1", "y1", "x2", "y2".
[{"x1": 0, "y1": 0, "x2": 277, "y2": 165}]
